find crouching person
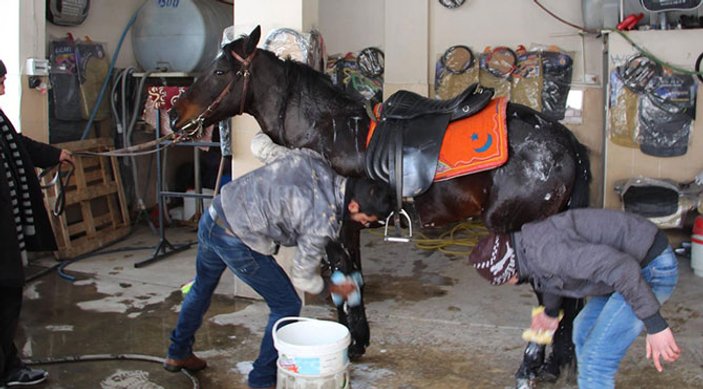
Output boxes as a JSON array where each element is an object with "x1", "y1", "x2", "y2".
[
  {"x1": 164, "y1": 148, "x2": 392, "y2": 389},
  {"x1": 468, "y1": 208, "x2": 680, "y2": 389}
]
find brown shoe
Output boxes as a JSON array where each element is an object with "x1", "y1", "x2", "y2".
[{"x1": 163, "y1": 354, "x2": 207, "y2": 372}]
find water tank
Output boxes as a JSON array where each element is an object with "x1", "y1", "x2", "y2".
[{"x1": 132, "y1": 0, "x2": 232, "y2": 73}]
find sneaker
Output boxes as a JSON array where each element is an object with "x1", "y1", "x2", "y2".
[{"x1": 4, "y1": 366, "x2": 48, "y2": 387}]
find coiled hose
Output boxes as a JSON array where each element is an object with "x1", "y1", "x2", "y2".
[{"x1": 26, "y1": 353, "x2": 199, "y2": 388}]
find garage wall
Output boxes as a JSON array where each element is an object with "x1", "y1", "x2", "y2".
[
  {"x1": 45, "y1": 0, "x2": 145, "y2": 69},
  {"x1": 318, "y1": 0, "x2": 385, "y2": 55},
  {"x1": 317, "y1": 0, "x2": 607, "y2": 205}
]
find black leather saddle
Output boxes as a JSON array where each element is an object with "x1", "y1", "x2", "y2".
[
  {"x1": 365, "y1": 83, "x2": 494, "y2": 199},
  {"x1": 382, "y1": 83, "x2": 493, "y2": 121}
]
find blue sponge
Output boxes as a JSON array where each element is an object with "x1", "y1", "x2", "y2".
[{"x1": 330, "y1": 271, "x2": 364, "y2": 307}]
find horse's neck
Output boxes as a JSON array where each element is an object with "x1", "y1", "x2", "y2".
[{"x1": 249, "y1": 53, "x2": 369, "y2": 176}]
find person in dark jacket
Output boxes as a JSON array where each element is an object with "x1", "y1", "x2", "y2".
[
  {"x1": 0, "y1": 59, "x2": 74, "y2": 387},
  {"x1": 469, "y1": 208, "x2": 680, "y2": 389},
  {"x1": 163, "y1": 148, "x2": 393, "y2": 389}
]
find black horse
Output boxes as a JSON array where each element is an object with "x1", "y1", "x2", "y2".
[{"x1": 169, "y1": 26, "x2": 591, "y2": 383}]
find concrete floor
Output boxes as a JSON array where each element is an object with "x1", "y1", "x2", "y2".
[{"x1": 16, "y1": 224, "x2": 703, "y2": 389}]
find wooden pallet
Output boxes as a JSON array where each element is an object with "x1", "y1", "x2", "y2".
[{"x1": 41, "y1": 138, "x2": 131, "y2": 259}]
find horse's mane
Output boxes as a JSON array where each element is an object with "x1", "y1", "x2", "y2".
[{"x1": 274, "y1": 51, "x2": 369, "y2": 110}]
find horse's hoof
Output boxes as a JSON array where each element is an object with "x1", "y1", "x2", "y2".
[
  {"x1": 515, "y1": 378, "x2": 535, "y2": 389},
  {"x1": 538, "y1": 357, "x2": 576, "y2": 384},
  {"x1": 348, "y1": 343, "x2": 366, "y2": 361},
  {"x1": 537, "y1": 367, "x2": 559, "y2": 383}
]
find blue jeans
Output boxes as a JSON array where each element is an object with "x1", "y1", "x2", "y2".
[
  {"x1": 168, "y1": 210, "x2": 302, "y2": 388},
  {"x1": 573, "y1": 246, "x2": 678, "y2": 389}
]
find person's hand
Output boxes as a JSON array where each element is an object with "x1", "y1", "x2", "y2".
[
  {"x1": 646, "y1": 328, "x2": 680, "y2": 372},
  {"x1": 328, "y1": 281, "x2": 357, "y2": 298},
  {"x1": 59, "y1": 149, "x2": 74, "y2": 164},
  {"x1": 530, "y1": 311, "x2": 559, "y2": 333}
]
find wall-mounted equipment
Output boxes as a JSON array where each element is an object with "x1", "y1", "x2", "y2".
[
  {"x1": 46, "y1": 0, "x2": 90, "y2": 26},
  {"x1": 25, "y1": 58, "x2": 50, "y2": 76}
]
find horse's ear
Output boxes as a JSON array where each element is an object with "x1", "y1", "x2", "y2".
[{"x1": 245, "y1": 25, "x2": 261, "y2": 55}]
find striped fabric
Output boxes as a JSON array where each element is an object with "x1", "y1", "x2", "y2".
[{"x1": 0, "y1": 113, "x2": 34, "y2": 264}]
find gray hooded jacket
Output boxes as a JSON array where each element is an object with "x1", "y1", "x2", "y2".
[
  {"x1": 220, "y1": 149, "x2": 347, "y2": 294},
  {"x1": 512, "y1": 208, "x2": 670, "y2": 334}
]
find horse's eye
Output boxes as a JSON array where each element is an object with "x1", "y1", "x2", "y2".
[{"x1": 215, "y1": 70, "x2": 225, "y2": 76}]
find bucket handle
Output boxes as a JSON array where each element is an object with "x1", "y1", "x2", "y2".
[{"x1": 272, "y1": 316, "x2": 317, "y2": 348}]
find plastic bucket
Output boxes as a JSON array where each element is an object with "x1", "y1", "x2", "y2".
[
  {"x1": 276, "y1": 362, "x2": 350, "y2": 389},
  {"x1": 691, "y1": 215, "x2": 703, "y2": 277},
  {"x1": 273, "y1": 317, "x2": 350, "y2": 377}
]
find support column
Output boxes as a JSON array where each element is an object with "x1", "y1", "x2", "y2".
[
  {"x1": 383, "y1": 0, "x2": 429, "y2": 97},
  {"x1": 230, "y1": 0, "x2": 319, "y2": 300}
]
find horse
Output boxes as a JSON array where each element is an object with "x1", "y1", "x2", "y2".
[{"x1": 169, "y1": 26, "x2": 591, "y2": 383}]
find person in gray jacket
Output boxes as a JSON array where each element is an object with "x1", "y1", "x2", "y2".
[
  {"x1": 469, "y1": 208, "x2": 680, "y2": 389},
  {"x1": 164, "y1": 148, "x2": 392, "y2": 389}
]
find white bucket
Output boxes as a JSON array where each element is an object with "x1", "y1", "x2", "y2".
[
  {"x1": 276, "y1": 362, "x2": 350, "y2": 389},
  {"x1": 273, "y1": 317, "x2": 350, "y2": 378}
]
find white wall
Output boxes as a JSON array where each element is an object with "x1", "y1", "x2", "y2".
[
  {"x1": 0, "y1": 1, "x2": 22, "y2": 132},
  {"x1": 318, "y1": 0, "x2": 605, "y2": 90},
  {"x1": 46, "y1": 0, "x2": 145, "y2": 69},
  {"x1": 318, "y1": 0, "x2": 384, "y2": 55},
  {"x1": 429, "y1": 0, "x2": 602, "y2": 86}
]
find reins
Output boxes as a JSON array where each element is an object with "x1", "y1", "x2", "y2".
[
  {"x1": 79, "y1": 49, "x2": 256, "y2": 161},
  {"x1": 39, "y1": 160, "x2": 75, "y2": 216}
]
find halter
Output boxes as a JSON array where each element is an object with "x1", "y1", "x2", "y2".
[
  {"x1": 179, "y1": 48, "x2": 257, "y2": 136},
  {"x1": 77, "y1": 49, "x2": 258, "y2": 160}
]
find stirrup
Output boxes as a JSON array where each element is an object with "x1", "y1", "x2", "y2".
[{"x1": 384, "y1": 208, "x2": 413, "y2": 243}]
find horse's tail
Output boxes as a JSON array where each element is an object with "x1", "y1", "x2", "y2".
[{"x1": 566, "y1": 131, "x2": 591, "y2": 209}]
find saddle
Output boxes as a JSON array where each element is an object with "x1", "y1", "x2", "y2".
[{"x1": 365, "y1": 83, "x2": 494, "y2": 198}]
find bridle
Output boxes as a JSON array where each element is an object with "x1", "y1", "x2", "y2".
[
  {"x1": 178, "y1": 48, "x2": 257, "y2": 136},
  {"x1": 75, "y1": 49, "x2": 258, "y2": 160}
]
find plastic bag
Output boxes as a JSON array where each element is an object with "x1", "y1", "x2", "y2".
[
  {"x1": 434, "y1": 45, "x2": 479, "y2": 100},
  {"x1": 540, "y1": 50, "x2": 573, "y2": 120},
  {"x1": 478, "y1": 48, "x2": 513, "y2": 98},
  {"x1": 75, "y1": 39, "x2": 110, "y2": 121},
  {"x1": 638, "y1": 73, "x2": 696, "y2": 157},
  {"x1": 607, "y1": 68, "x2": 640, "y2": 147},
  {"x1": 49, "y1": 35, "x2": 83, "y2": 121},
  {"x1": 262, "y1": 27, "x2": 326, "y2": 72},
  {"x1": 510, "y1": 47, "x2": 542, "y2": 111}
]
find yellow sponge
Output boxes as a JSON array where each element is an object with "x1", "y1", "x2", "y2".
[{"x1": 521, "y1": 306, "x2": 564, "y2": 345}]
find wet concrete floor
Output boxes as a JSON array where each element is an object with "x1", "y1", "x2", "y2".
[{"x1": 15, "y1": 225, "x2": 703, "y2": 388}]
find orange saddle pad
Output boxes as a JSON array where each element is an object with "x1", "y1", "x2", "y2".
[{"x1": 434, "y1": 97, "x2": 508, "y2": 181}]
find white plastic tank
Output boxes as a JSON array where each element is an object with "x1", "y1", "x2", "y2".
[{"x1": 132, "y1": 0, "x2": 232, "y2": 73}]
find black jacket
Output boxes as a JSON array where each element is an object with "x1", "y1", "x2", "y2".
[
  {"x1": 0, "y1": 109, "x2": 61, "y2": 287},
  {"x1": 512, "y1": 208, "x2": 670, "y2": 334}
]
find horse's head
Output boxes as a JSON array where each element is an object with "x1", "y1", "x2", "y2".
[{"x1": 169, "y1": 25, "x2": 262, "y2": 133}]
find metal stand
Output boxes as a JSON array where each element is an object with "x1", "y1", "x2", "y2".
[
  {"x1": 135, "y1": 135, "x2": 220, "y2": 267},
  {"x1": 129, "y1": 72, "x2": 206, "y2": 268}
]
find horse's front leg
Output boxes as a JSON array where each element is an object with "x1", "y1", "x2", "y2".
[{"x1": 325, "y1": 223, "x2": 369, "y2": 360}]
